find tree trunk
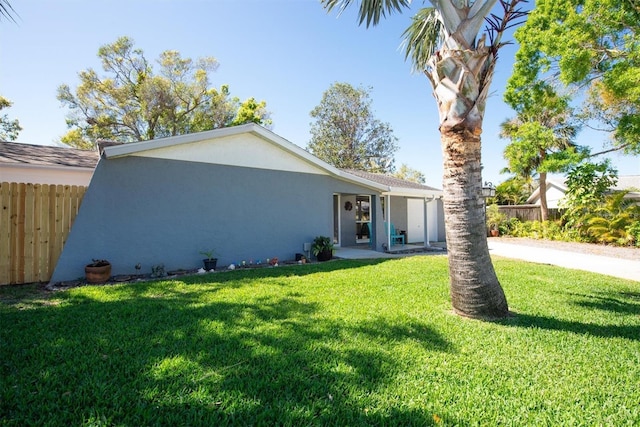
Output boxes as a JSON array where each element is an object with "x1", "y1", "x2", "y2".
[
  {"x1": 425, "y1": 36, "x2": 509, "y2": 319},
  {"x1": 539, "y1": 171, "x2": 549, "y2": 222},
  {"x1": 442, "y1": 128, "x2": 509, "y2": 319}
]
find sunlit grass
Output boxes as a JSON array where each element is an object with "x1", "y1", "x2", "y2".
[{"x1": 1, "y1": 256, "x2": 639, "y2": 425}]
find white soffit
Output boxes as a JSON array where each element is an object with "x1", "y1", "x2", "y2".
[{"x1": 129, "y1": 133, "x2": 329, "y2": 175}]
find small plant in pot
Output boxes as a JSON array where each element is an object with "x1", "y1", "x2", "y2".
[
  {"x1": 199, "y1": 249, "x2": 218, "y2": 271},
  {"x1": 85, "y1": 259, "x2": 111, "y2": 284},
  {"x1": 311, "y1": 236, "x2": 334, "y2": 262}
]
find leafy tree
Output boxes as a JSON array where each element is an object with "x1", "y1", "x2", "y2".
[
  {"x1": 561, "y1": 160, "x2": 618, "y2": 234},
  {"x1": 322, "y1": 0, "x2": 527, "y2": 319},
  {"x1": 393, "y1": 163, "x2": 426, "y2": 184},
  {"x1": 0, "y1": 95, "x2": 22, "y2": 141},
  {"x1": 500, "y1": 86, "x2": 583, "y2": 220},
  {"x1": 308, "y1": 82, "x2": 398, "y2": 173},
  {"x1": 508, "y1": 0, "x2": 640, "y2": 155},
  {"x1": 58, "y1": 37, "x2": 270, "y2": 149}
]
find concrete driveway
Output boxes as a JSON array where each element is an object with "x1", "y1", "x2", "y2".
[
  {"x1": 335, "y1": 241, "x2": 639, "y2": 282},
  {"x1": 488, "y1": 240, "x2": 640, "y2": 282}
]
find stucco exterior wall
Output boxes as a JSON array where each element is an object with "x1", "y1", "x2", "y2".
[
  {"x1": 0, "y1": 164, "x2": 94, "y2": 186},
  {"x1": 389, "y1": 196, "x2": 409, "y2": 232},
  {"x1": 50, "y1": 156, "x2": 376, "y2": 283}
]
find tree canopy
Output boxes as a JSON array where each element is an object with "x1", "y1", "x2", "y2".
[
  {"x1": 0, "y1": 95, "x2": 22, "y2": 141},
  {"x1": 500, "y1": 85, "x2": 583, "y2": 220},
  {"x1": 393, "y1": 164, "x2": 426, "y2": 184},
  {"x1": 308, "y1": 82, "x2": 398, "y2": 173},
  {"x1": 507, "y1": 0, "x2": 640, "y2": 155},
  {"x1": 58, "y1": 36, "x2": 270, "y2": 149}
]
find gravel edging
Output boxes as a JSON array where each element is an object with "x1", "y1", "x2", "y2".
[{"x1": 493, "y1": 237, "x2": 640, "y2": 261}]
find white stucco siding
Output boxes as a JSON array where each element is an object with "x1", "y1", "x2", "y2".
[
  {"x1": 131, "y1": 133, "x2": 329, "y2": 175},
  {"x1": 0, "y1": 164, "x2": 94, "y2": 186}
]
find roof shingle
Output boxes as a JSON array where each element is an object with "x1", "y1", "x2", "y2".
[{"x1": 0, "y1": 142, "x2": 99, "y2": 169}]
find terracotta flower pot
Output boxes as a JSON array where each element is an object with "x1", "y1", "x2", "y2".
[{"x1": 85, "y1": 261, "x2": 112, "y2": 283}]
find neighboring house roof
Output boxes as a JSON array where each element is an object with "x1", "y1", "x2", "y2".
[
  {"x1": 614, "y1": 175, "x2": 640, "y2": 191},
  {"x1": 103, "y1": 123, "x2": 442, "y2": 197},
  {"x1": 526, "y1": 175, "x2": 640, "y2": 206},
  {"x1": 0, "y1": 142, "x2": 99, "y2": 169},
  {"x1": 525, "y1": 179, "x2": 567, "y2": 205},
  {"x1": 0, "y1": 141, "x2": 100, "y2": 186}
]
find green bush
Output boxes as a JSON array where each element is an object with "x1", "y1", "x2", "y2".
[
  {"x1": 626, "y1": 221, "x2": 640, "y2": 247},
  {"x1": 508, "y1": 220, "x2": 568, "y2": 241}
]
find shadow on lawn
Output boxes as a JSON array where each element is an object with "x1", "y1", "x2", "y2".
[
  {"x1": 1, "y1": 286, "x2": 457, "y2": 426},
  {"x1": 568, "y1": 290, "x2": 640, "y2": 316},
  {"x1": 500, "y1": 288, "x2": 640, "y2": 341},
  {"x1": 499, "y1": 312, "x2": 639, "y2": 341}
]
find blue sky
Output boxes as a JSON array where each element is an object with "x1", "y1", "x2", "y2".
[{"x1": 1, "y1": 0, "x2": 638, "y2": 187}]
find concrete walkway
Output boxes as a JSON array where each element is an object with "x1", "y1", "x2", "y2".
[
  {"x1": 488, "y1": 240, "x2": 639, "y2": 282},
  {"x1": 335, "y1": 242, "x2": 639, "y2": 282}
]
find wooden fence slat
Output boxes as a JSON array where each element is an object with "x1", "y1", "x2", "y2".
[
  {"x1": 33, "y1": 184, "x2": 44, "y2": 282},
  {"x1": 23, "y1": 184, "x2": 35, "y2": 282},
  {"x1": 0, "y1": 182, "x2": 12, "y2": 284},
  {"x1": 41, "y1": 184, "x2": 52, "y2": 282},
  {"x1": 11, "y1": 183, "x2": 26, "y2": 283},
  {"x1": 0, "y1": 182, "x2": 88, "y2": 285}
]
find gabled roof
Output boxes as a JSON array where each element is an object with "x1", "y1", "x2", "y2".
[
  {"x1": 103, "y1": 123, "x2": 388, "y2": 192},
  {"x1": 102, "y1": 124, "x2": 443, "y2": 197},
  {"x1": 0, "y1": 141, "x2": 99, "y2": 169},
  {"x1": 526, "y1": 179, "x2": 568, "y2": 204},
  {"x1": 615, "y1": 175, "x2": 640, "y2": 191}
]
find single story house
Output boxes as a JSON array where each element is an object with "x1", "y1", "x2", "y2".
[
  {"x1": 0, "y1": 141, "x2": 99, "y2": 185},
  {"x1": 525, "y1": 178, "x2": 568, "y2": 209},
  {"x1": 50, "y1": 124, "x2": 444, "y2": 283},
  {"x1": 527, "y1": 175, "x2": 640, "y2": 208}
]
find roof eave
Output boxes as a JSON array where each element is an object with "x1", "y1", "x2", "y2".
[{"x1": 383, "y1": 187, "x2": 443, "y2": 198}]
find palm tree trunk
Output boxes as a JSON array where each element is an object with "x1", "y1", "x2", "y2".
[
  {"x1": 539, "y1": 172, "x2": 549, "y2": 222},
  {"x1": 442, "y1": 128, "x2": 509, "y2": 319}
]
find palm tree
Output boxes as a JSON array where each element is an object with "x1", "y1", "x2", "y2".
[
  {"x1": 500, "y1": 88, "x2": 580, "y2": 221},
  {"x1": 322, "y1": 0, "x2": 527, "y2": 319}
]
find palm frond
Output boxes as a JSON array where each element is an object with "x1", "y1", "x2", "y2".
[
  {"x1": 321, "y1": 0, "x2": 411, "y2": 27},
  {"x1": 401, "y1": 7, "x2": 444, "y2": 72},
  {"x1": 0, "y1": 0, "x2": 17, "y2": 22}
]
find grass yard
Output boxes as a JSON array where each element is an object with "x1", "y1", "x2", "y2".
[{"x1": 1, "y1": 256, "x2": 639, "y2": 426}]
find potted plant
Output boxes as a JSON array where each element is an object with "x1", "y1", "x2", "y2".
[
  {"x1": 85, "y1": 259, "x2": 111, "y2": 283},
  {"x1": 486, "y1": 204, "x2": 506, "y2": 237},
  {"x1": 311, "y1": 236, "x2": 334, "y2": 262},
  {"x1": 199, "y1": 249, "x2": 218, "y2": 270}
]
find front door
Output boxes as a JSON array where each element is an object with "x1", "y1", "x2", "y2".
[
  {"x1": 407, "y1": 198, "x2": 424, "y2": 244},
  {"x1": 355, "y1": 195, "x2": 371, "y2": 244}
]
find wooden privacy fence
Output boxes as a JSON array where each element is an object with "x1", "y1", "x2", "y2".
[
  {"x1": 497, "y1": 204, "x2": 562, "y2": 222},
  {"x1": 0, "y1": 182, "x2": 87, "y2": 285}
]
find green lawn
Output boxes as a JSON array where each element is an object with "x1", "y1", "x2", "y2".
[{"x1": 1, "y1": 256, "x2": 639, "y2": 426}]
